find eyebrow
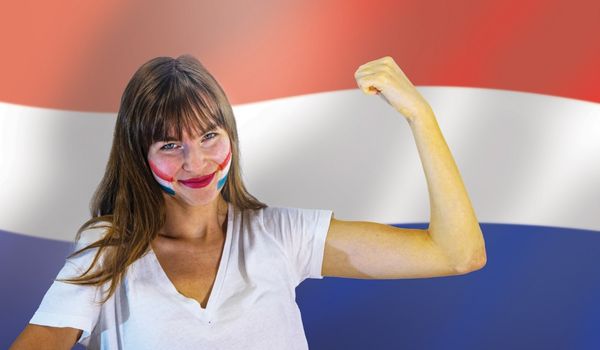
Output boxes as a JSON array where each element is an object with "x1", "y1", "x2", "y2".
[{"x1": 162, "y1": 128, "x2": 218, "y2": 141}]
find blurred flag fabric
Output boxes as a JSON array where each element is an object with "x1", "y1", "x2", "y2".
[{"x1": 1, "y1": 1, "x2": 599, "y2": 349}]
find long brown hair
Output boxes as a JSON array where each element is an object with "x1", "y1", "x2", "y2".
[{"x1": 58, "y1": 54, "x2": 267, "y2": 304}]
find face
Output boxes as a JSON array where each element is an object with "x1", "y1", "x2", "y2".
[{"x1": 147, "y1": 126, "x2": 232, "y2": 207}]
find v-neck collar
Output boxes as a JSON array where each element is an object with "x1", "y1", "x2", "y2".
[{"x1": 148, "y1": 201, "x2": 234, "y2": 322}]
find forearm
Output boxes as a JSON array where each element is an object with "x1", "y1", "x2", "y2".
[
  {"x1": 407, "y1": 107, "x2": 487, "y2": 272},
  {"x1": 9, "y1": 324, "x2": 79, "y2": 350}
]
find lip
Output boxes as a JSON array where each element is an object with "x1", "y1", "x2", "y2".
[{"x1": 178, "y1": 172, "x2": 216, "y2": 189}]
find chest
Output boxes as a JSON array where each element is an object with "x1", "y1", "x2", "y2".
[
  {"x1": 152, "y1": 245, "x2": 224, "y2": 309},
  {"x1": 146, "y1": 231, "x2": 297, "y2": 314}
]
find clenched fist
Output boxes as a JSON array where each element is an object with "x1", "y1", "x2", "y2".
[{"x1": 354, "y1": 56, "x2": 432, "y2": 123}]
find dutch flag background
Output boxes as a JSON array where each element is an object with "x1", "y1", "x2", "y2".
[{"x1": 1, "y1": 1, "x2": 599, "y2": 349}]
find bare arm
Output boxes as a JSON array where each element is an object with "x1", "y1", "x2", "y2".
[
  {"x1": 407, "y1": 106, "x2": 486, "y2": 272},
  {"x1": 9, "y1": 324, "x2": 81, "y2": 350},
  {"x1": 322, "y1": 56, "x2": 486, "y2": 278}
]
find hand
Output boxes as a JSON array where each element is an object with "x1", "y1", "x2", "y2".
[{"x1": 354, "y1": 56, "x2": 432, "y2": 123}]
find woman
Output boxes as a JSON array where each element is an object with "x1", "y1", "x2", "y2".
[{"x1": 11, "y1": 54, "x2": 486, "y2": 349}]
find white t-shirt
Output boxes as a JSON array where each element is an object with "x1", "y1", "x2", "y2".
[{"x1": 29, "y1": 202, "x2": 333, "y2": 349}]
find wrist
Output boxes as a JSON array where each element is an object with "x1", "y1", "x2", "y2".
[{"x1": 406, "y1": 104, "x2": 436, "y2": 128}]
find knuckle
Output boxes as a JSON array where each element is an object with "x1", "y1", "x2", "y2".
[{"x1": 381, "y1": 64, "x2": 393, "y2": 74}]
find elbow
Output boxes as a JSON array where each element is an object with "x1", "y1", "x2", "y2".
[
  {"x1": 454, "y1": 226, "x2": 488, "y2": 274},
  {"x1": 470, "y1": 251, "x2": 487, "y2": 271},
  {"x1": 454, "y1": 249, "x2": 487, "y2": 275}
]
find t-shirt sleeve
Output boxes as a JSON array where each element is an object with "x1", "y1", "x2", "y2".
[
  {"x1": 28, "y1": 230, "x2": 106, "y2": 343},
  {"x1": 268, "y1": 206, "x2": 333, "y2": 286}
]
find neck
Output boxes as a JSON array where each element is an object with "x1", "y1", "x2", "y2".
[{"x1": 157, "y1": 195, "x2": 228, "y2": 245}]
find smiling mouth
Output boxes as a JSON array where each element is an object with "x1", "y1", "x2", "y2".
[{"x1": 178, "y1": 172, "x2": 216, "y2": 188}]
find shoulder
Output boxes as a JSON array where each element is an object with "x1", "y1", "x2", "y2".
[
  {"x1": 259, "y1": 205, "x2": 300, "y2": 226},
  {"x1": 258, "y1": 205, "x2": 333, "y2": 233},
  {"x1": 236, "y1": 205, "x2": 304, "y2": 233},
  {"x1": 237, "y1": 204, "x2": 288, "y2": 223},
  {"x1": 75, "y1": 224, "x2": 110, "y2": 248},
  {"x1": 67, "y1": 222, "x2": 111, "y2": 271},
  {"x1": 235, "y1": 204, "x2": 333, "y2": 244}
]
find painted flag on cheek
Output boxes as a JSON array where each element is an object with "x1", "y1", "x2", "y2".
[
  {"x1": 217, "y1": 149, "x2": 232, "y2": 191},
  {"x1": 148, "y1": 160, "x2": 176, "y2": 196},
  {"x1": 1, "y1": 1, "x2": 599, "y2": 349}
]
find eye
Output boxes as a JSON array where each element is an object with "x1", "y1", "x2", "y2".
[
  {"x1": 203, "y1": 132, "x2": 218, "y2": 141},
  {"x1": 160, "y1": 143, "x2": 180, "y2": 151}
]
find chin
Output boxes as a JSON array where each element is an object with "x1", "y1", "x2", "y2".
[{"x1": 180, "y1": 190, "x2": 221, "y2": 207}]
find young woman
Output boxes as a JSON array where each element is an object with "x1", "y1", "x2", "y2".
[{"x1": 11, "y1": 54, "x2": 486, "y2": 349}]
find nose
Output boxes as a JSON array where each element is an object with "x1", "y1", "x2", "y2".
[{"x1": 181, "y1": 144, "x2": 207, "y2": 173}]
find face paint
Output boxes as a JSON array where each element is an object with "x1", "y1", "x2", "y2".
[
  {"x1": 148, "y1": 160, "x2": 176, "y2": 196},
  {"x1": 216, "y1": 148, "x2": 232, "y2": 191},
  {"x1": 148, "y1": 131, "x2": 232, "y2": 197}
]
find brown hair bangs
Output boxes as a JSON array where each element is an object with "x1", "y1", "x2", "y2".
[{"x1": 139, "y1": 66, "x2": 225, "y2": 156}]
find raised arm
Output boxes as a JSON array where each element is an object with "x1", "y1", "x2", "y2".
[{"x1": 322, "y1": 56, "x2": 486, "y2": 278}]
